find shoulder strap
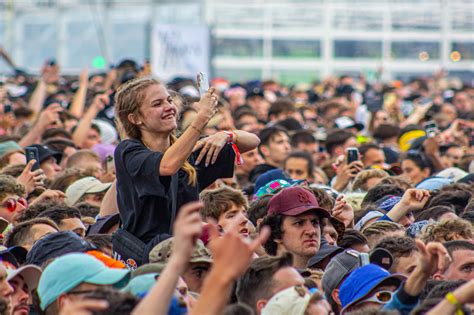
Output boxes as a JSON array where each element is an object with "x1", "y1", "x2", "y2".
[{"x1": 168, "y1": 173, "x2": 179, "y2": 234}]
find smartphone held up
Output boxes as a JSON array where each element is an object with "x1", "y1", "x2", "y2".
[
  {"x1": 25, "y1": 146, "x2": 40, "y2": 171},
  {"x1": 197, "y1": 72, "x2": 209, "y2": 96},
  {"x1": 347, "y1": 147, "x2": 360, "y2": 164}
]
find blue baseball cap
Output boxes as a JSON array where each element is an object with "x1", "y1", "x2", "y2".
[
  {"x1": 122, "y1": 273, "x2": 158, "y2": 298},
  {"x1": 339, "y1": 264, "x2": 405, "y2": 311},
  {"x1": 416, "y1": 176, "x2": 452, "y2": 191},
  {"x1": 38, "y1": 253, "x2": 130, "y2": 310}
]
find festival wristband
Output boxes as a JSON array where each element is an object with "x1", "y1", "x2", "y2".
[
  {"x1": 445, "y1": 292, "x2": 464, "y2": 315},
  {"x1": 222, "y1": 131, "x2": 243, "y2": 165}
]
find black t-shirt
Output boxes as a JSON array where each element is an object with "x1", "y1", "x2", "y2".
[{"x1": 115, "y1": 139, "x2": 235, "y2": 243}]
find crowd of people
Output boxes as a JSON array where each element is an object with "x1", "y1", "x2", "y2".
[{"x1": 0, "y1": 53, "x2": 472, "y2": 315}]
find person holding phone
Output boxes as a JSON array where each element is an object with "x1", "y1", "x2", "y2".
[
  {"x1": 331, "y1": 148, "x2": 364, "y2": 192},
  {"x1": 113, "y1": 77, "x2": 260, "y2": 267}
]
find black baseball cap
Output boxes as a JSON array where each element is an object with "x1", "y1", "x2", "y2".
[
  {"x1": 86, "y1": 214, "x2": 120, "y2": 236},
  {"x1": 26, "y1": 231, "x2": 95, "y2": 266},
  {"x1": 308, "y1": 242, "x2": 344, "y2": 269},
  {"x1": 27, "y1": 144, "x2": 62, "y2": 164}
]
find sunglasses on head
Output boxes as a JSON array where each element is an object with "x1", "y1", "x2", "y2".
[
  {"x1": 361, "y1": 290, "x2": 393, "y2": 304},
  {"x1": 2, "y1": 197, "x2": 27, "y2": 212}
]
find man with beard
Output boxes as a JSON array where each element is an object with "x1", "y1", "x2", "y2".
[{"x1": 0, "y1": 250, "x2": 41, "y2": 315}]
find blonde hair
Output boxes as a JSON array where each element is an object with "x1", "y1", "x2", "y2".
[
  {"x1": 419, "y1": 218, "x2": 473, "y2": 243},
  {"x1": 115, "y1": 78, "x2": 197, "y2": 185},
  {"x1": 352, "y1": 169, "x2": 389, "y2": 192},
  {"x1": 362, "y1": 220, "x2": 405, "y2": 238}
]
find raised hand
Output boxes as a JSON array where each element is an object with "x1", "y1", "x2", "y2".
[
  {"x1": 79, "y1": 68, "x2": 89, "y2": 86},
  {"x1": 37, "y1": 103, "x2": 63, "y2": 130},
  {"x1": 399, "y1": 189, "x2": 430, "y2": 212},
  {"x1": 193, "y1": 132, "x2": 228, "y2": 167},
  {"x1": 16, "y1": 160, "x2": 46, "y2": 194},
  {"x1": 171, "y1": 201, "x2": 204, "y2": 266},
  {"x1": 207, "y1": 216, "x2": 270, "y2": 282},
  {"x1": 333, "y1": 158, "x2": 363, "y2": 192},
  {"x1": 196, "y1": 87, "x2": 218, "y2": 121},
  {"x1": 30, "y1": 189, "x2": 66, "y2": 207},
  {"x1": 90, "y1": 93, "x2": 109, "y2": 112},
  {"x1": 332, "y1": 195, "x2": 354, "y2": 228},
  {"x1": 41, "y1": 61, "x2": 60, "y2": 84},
  {"x1": 415, "y1": 239, "x2": 451, "y2": 277}
]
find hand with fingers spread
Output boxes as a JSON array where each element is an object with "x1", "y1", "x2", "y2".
[
  {"x1": 59, "y1": 298, "x2": 108, "y2": 315},
  {"x1": 16, "y1": 160, "x2": 46, "y2": 194},
  {"x1": 331, "y1": 195, "x2": 354, "y2": 228},
  {"x1": 193, "y1": 132, "x2": 228, "y2": 167}
]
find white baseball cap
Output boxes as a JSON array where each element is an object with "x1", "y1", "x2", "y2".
[
  {"x1": 65, "y1": 177, "x2": 111, "y2": 206},
  {"x1": 261, "y1": 285, "x2": 311, "y2": 315}
]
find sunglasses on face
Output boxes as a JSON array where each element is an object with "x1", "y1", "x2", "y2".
[
  {"x1": 1, "y1": 197, "x2": 27, "y2": 212},
  {"x1": 361, "y1": 290, "x2": 394, "y2": 304}
]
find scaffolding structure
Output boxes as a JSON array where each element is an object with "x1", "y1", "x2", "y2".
[{"x1": 0, "y1": 0, "x2": 472, "y2": 82}]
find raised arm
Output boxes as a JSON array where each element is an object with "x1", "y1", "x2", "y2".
[
  {"x1": 384, "y1": 240, "x2": 451, "y2": 315},
  {"x1": 28, "y1": 62, "x2": 60, "y2": 117},
  {"x1": 385, "y1": 189, "x2": 430, "y2": 223},
  {"x1": 192, "y1": 129, "x2": 260, "y2": 167},
  {"x1": 19, "y1": 104, "x2": 63, "y2": 147},
  {"x1": 158, "y1": 89, "x2": 218, "y2": 176},
  {"x1": 190, "y1": 221, "x2": 270, "y2": 315},
  {"x1": 131, "y1": 202, "x2": 204, "y2": 315},
  {"x1": 72, "y1": 93, "x2": 108, "y2": 148},
  {"x1": 28, "y1": 78, "x2": 48, "y2": 117},
  {"x1": 69, "y1": 68, "x2": 89, "y2": 118},
  {"x1": 427, "y1": 280, "x2": 474, "y2": 315},
  {"x1": 99, "y1": 180, "x2": 118, "y2": 217}
]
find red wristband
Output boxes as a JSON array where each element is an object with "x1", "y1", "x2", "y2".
[
  {"x1": 222, "y1": 131, "x2": 234, "y2": 143},
  {"x1": 222, "y1": 131, "x2": 243, "y2": 165}
]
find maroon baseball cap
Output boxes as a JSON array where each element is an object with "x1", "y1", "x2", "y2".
[{"x1": 267, "y1": 187, "x2": 330, "y2": 217}]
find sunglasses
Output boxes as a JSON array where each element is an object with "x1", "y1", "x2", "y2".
[
  {"x1": 361, "y1": 290, "x2": 393, "y2": 304},
  {"x1": 1, "y1": 197, "x2": 27, "y2": 212}
]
